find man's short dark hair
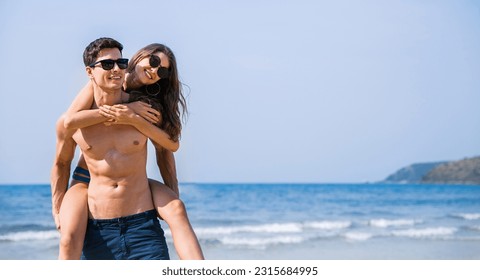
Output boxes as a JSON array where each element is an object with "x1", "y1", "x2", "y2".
[{"x1": 83, "y1": 37, "x2": 123, "y2": 67}]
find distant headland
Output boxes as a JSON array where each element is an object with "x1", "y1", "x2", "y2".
[{"x1": 382, "y1": 156, "x2": 480, "y2": 185}]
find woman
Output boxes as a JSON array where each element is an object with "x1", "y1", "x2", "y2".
[{"x1": 58, "y1": 43, "x2": 204, "y2": 260}]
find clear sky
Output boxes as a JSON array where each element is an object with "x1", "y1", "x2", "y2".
[{"x1": 0, "y1": 0, "x2": 479, "y2": 184}]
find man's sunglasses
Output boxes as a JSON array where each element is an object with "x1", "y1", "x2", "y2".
[
  {"x1": 149, "y1": 55, "x2": 170, "y2": 79},
  {"x1": 89, "y1": 58, "x2": 129, "y2": 70}
]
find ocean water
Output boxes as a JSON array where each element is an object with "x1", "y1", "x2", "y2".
[{"x1": 0, "y1": 183, "x2": 479, "y2": 260}]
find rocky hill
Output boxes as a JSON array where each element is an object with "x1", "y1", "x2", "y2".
[
  {"x1": 383, "y1": 161, "x2": 447, "y2": 183},
  {"x1": 422, "y1": 156, "x2": 480, "y2": 185},
  {"x1": 383, "y1": 156, "x2": 480, "y2": 185}
]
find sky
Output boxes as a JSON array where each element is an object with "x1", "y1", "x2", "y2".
[{"x1": 0, "y1": 0, "x2": 479, "y2": 184}]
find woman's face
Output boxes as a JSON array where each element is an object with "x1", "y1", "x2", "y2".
[{"x1": 133, "y1": 51, "x2": 170, "y2": 85}]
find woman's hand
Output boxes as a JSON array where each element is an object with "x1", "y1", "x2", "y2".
[
  {"x1": 127, "y1": 101, "x2": 161, "y2": 124},
  {"x1": 99, "y1": 104, "x2": 138, "y2": 125},
  {"x1": 100, "y1": 103, "x2": 178, "y2": 152}
]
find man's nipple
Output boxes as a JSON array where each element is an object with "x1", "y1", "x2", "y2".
[{"x1": 80, "y1": 143, "x2": 92, "y2": 150}]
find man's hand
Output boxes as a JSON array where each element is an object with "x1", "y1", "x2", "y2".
[
  {"x1": 101, "y1": 103, "x2": 179, "y2": 152},
  {"x1": 99, "y1": 104, "x2": 136, "y2": 125},
  {"x1": 99, "y1": 103, "x2": 161, "y2": 125},
  {"x1": 101, "y1": 101, "x2": 161, "y2": 125}
]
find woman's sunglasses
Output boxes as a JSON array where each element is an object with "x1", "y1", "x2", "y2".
[
  {"x1": 149, "y1": 55, "x2": 170, "y2": 79},
  {"x1": 89, "y1": 58, "x2": 129, "y2": 70}
]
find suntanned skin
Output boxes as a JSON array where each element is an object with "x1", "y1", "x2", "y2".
[
  {"x1": 73, "y1": 47, "x2": 155, "y2": 219},
  {"x1": 51, "y1": 116, "x2": 81, "y2": 227},
  {"x1": 52, "y1": 45, "x2": 203, "y2": 259},
  {"x1": 73, "y1": 115, "x2": 154, "y2": 219}
]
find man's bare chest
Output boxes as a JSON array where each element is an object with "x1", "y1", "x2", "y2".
[{"x1": 73, "y1": 124, "x2": 147, "y2": 159}]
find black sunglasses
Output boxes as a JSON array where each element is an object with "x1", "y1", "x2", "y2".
[
  {"x1": 149, "y1": 55, "x2": 170, "y2": 79},
  {"x1": 89, "y1": 58, "x2": 129, "y2": 70}
]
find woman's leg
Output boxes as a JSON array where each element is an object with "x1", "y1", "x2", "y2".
[
  {"x1": 149, "y1": 179, "x2": 204, "y2": 260},
  {"x1": 58, "y1": 181, "x2": 88, "y2": 260}
]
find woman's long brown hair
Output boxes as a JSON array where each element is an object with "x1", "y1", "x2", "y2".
[{"x1": 126, "y1": 43, "x2": 187, "y2": 142}]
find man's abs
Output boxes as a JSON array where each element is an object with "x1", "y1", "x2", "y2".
[
  {"x1": 87, "y1": 179, "x2": 155, "y2": 219},
  {"x1": 73, "y1": 124, "x2": 153, "y2": 219}
]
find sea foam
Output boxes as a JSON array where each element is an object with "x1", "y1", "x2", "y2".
[
  {"x1": 343, "y1": 232, "x2": 373, "y2": 241},
  {"x1": 0, "y1": 230, "x2": 59, "y2": 242},
  {"x1": 391, "y1": 227, "x2": 457, "y2": 238},
  {"x1": 369, "y1": 219, "x2": 420, "y2": 228},
  {"x1": 453, "y1": 213, "x2": 480, "y2": 220},
  {"x1": 220, "y1": 235, "x2": 304, "y2": 247},
  {"x1": 192, "y1": 220, "x2": 353, "y2": 237},
  {"x1": 193, "y1": 223, "x2": 303, "y2": 236},
  {"x1": 305, "y1": 221, "x2": 352, "y2": 230}
]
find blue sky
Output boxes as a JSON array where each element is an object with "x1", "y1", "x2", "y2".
[{"x1": 0, "y1": 0, "x2": 479, "y2": 184}]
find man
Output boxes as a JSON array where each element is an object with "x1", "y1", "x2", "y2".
[{"x1": 51, "y1": 37, "x2": 177, "y2": 259}]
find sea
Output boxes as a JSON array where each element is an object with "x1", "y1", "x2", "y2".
[{"x1": 0, "y1": 183, "x2": 479, "y2": 260}]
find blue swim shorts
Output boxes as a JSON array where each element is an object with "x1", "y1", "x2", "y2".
[
  {"x1": 72, "y1": 166, "x2": 90, "y2": 184},
  {"x1": 81, "y1": 209, "x2": 170, "y2": 260}
]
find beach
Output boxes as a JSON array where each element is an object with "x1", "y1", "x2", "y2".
[{"x1": 1, "y1": 183, "x2": 480, "y2": 260}]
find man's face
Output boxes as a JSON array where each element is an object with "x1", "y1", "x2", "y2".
[{"x1": 88, "y1": 48, "x2": 125, "y2": 92}]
